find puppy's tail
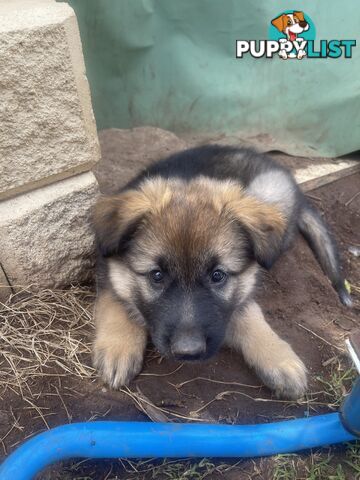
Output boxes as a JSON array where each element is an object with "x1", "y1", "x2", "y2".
[{"x1": 298, "y1": 200, "x2": 352, "y2": 307}]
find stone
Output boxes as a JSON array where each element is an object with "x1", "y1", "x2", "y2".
[
  {"x1": 0, "y1": 172, "x2": 99, "y2": 288},
  {"x1": 0, "y1": 0, "x2": 99, "y2": 200},
  {"x1": 95, "y1": 127, "x2": 187, "y2": 194}
]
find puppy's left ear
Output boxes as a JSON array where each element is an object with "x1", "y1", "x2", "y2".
[
  {"x1": 271, "y1": 14, "x2": 286, "y2": 33},
  {"x1": 92, "y1": 178, "x2": 173, "y2": 257},
  {"x1": 226, "y1": 196, "x2": 286, "y2": 269}
]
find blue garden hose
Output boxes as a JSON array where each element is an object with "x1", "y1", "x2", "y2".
[
  {"x1": 341, "y1": 376, "x2": 360, "y2": 436},
  {"x1": 0, "y1": 412, "x2": 357, "y2": 479},
  {"x1": 0, "y1": 378, "x2": 359, "y2": 479}
]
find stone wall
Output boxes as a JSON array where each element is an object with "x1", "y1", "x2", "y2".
[{"x1": 0, "y1": 0, "x2": 100, "y2": 300}]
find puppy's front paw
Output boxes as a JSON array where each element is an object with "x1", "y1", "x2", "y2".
[
  {"x1": 279, "y1": 50, "x2": 288, "y2": 60},
  {"x1": 93, "y1": 339, "x2": 144, "y2": 389},
  {"x1": 257, "y1": 342, "x2": 307, "y2": 400},
  {"x1": 297, "y1": 49, "x2": 307, "y2": 59}
]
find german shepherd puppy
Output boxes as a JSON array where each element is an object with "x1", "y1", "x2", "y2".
[{"x1": 92, "y1": 145, "x2": 351, "y2": 399}]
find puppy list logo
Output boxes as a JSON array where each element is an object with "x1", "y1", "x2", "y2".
[{"x1": 236, "y1": 10, "x2": 356, "y2": 60}]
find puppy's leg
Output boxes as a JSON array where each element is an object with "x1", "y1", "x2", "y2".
[
  {"x1": 225, "y1": 302, "x2": 307, "y2": 399},
  {"x1": 93, "y1": 289, "x2": 147, "y2": 388}
]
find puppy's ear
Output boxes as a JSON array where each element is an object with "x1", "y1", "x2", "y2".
[
  {"x1": 294, "y1": 11, "x2": 305, "y2": 22},
  {"x1": 271, "y1": 14, "x2": 286, "y2": 33},
  {"x1": 92, "y1": 191, "x2": 150, "y2": 257},
  {"x1": 92, "y1": 178, "x2": 172, "y2": 257},
  {"x1": 226, "y1": 195, "x2": 286, "y2": 269}
]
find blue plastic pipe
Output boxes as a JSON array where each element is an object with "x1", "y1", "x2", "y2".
[
  {"x1": 0, "y1": 412, "x2": 357, "y2": 480},
  {"x1": 341, "y1": 377, "x2": 360, "y2": 436}
]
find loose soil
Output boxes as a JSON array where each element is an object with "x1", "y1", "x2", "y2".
[{"x1": 0, "y1": 139, "x2": 359, "y2": 479}]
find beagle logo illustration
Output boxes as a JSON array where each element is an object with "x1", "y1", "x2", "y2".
[
  {"x1": 236, "y1": 10, "x2": 356, "y2": 60},
  {"x1": 270, "y1": 11, "x2": 312, "y2": 59}
]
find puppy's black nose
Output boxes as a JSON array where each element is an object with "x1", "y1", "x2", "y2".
[
  {"x1": 299, "y1": 21, "x2": 307, "y2": 28},
  {"x1": 171, "y1": 335, "x2": 206, "y2": 360}
]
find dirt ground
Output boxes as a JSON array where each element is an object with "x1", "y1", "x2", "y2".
[{"x1": 0, "y1": 137, "x2": 359, "y2": 479}]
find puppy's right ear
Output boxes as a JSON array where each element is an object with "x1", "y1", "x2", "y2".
[
  {"x1": 271, "y1": 14, "x2": 286, "y2": 33},
  {"x1": 92, "y1": 178, "x2": 173, "y2": 257},
  {"x1": 92, "y1": 190, "x2": 151, "y2": 257}
]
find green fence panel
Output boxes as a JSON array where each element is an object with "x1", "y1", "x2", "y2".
[{"x1": 68, "y1": 0, "x2": 360, "y2": 157}]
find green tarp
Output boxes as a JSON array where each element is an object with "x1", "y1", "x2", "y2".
[{"x1": 68, "y1": 0, "x2": 360, "y2": 157}]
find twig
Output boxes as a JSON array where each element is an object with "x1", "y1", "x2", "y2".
[
  {"x1": 139, "y1": 364, "x2": 184, "y2": 377},
  {"x1": 175, "y1": 376, "x2": 261, "y2": 389},
  {"x1": 54, "y1": 385, "x2": 72, "y2": 423},
  {"x1": 22, "y1": 398, "x2": 50, "y2": 430},
  {"x1": 297, "y1": 323, "x2": 344, "y2": 352},
  {"x1": 345, "y1": 190, "x2": 360, "y2": 206}
]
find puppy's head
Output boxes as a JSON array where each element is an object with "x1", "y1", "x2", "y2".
[
  {"x1": 271, "y1": 12, "x2": 309, "y2": 40},
  {"x1": 93, "y1": 177, "x2": 285, "y2": 361}
]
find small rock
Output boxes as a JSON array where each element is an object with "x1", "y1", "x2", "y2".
[{"x1": 348, "y1": 246, "x2": 360, "y2": 257}]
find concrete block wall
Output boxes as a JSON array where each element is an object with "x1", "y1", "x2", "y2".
[{"x1": 0, "y1": 0, "x2": 100, "y2": 296}]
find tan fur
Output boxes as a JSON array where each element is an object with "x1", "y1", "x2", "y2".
[
  {"x1": 225, "y1": 302, "x2": 307, "y2": 399},
  {"x1": 271, "y1": 13, "x2": 287, "y2": 33},
  {"x1": 236, "y1": 263, "x2": 259, "y2": 301},
  {"x1": 93, "y1": 290, "x2": 147, "y2": 388},
  {"x1": 94, "y1": 180, "x2": 173, "y2": 225},
  {"x1": 293, "y1": 11, "x2": 305, "y2": 22},
  {"x1": 146, "y1": 176, "x2": 286, "y2": 244},
  {"x1": 224, "y1": 194, "x2": 285, "y2": 238},
  {"x1": 92, "y1": 179, "x2": 173, "y2": 252},
  {"x1": 108, "y1": 259, "x2": 136, "y2": 302},
  {"x1": 109, "y1": 257, "x2": 164, "y2": 304},
  {"x1": 93, "y1": 176, "x2": 240, "y2": 237},
  {"x1": 93, "y1": 176, "x2": 284, "y2": 261}
]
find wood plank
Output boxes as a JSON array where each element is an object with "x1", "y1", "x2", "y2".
[{"x1": 295, "y1": 160, "x2": 360, "y2": 192}]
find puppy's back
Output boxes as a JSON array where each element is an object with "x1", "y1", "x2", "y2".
[{"x1": 124, "y1": 145, "x2": 287, "y2": 191}]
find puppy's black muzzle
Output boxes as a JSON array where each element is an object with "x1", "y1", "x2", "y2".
[{"x1": 170, "y1": 332, "x2": 206, "y2": 360}]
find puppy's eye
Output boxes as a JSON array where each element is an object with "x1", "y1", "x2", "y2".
[
  {"x1": 211, "y1": 269, "x2": 227, "y2": 284},
  {"x1": 149, "y1": 269, "x2": 164, "y2": 283},
  {"x1": 287, "y1": 20, "x2": 292, "y2": 25}
]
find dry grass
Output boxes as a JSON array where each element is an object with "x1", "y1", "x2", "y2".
[
  {"x1": 0, "y1": 285, "x2": 96, "y2": 400},
  {"x1": 0, "y1": 284, "x2": 357, "y2": 425}
]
